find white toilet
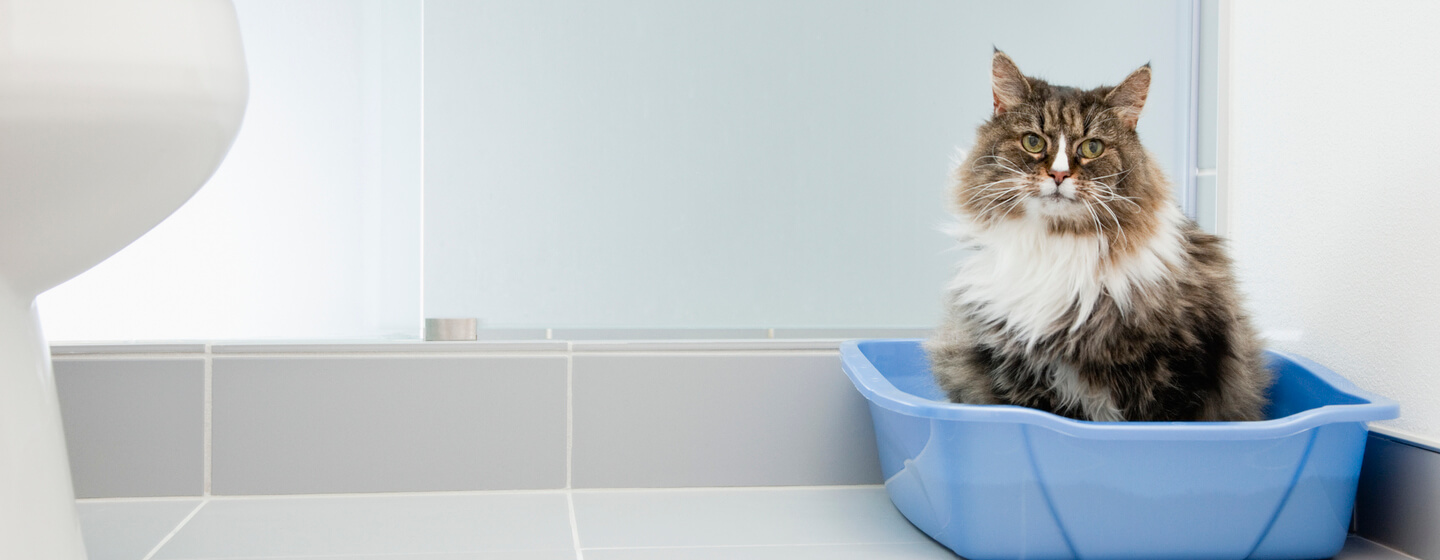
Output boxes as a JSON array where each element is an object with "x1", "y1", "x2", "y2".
[{"x1": 0, "y1": 0, "x2": 247, "y2": 557}]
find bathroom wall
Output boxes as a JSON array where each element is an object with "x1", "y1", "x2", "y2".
[
  {"x1": 39, "y1": 0, "x2": 1201, "y2": 340},
  {"x1": 37, "y1": 0, "x2": 423, "y2": 341},
  {"x1": 423, "y1": 0, "x2": 1197, "y2": 329},
  {"x1": 1228, "y1": 0, "x2": 1440, "y2": 442}
]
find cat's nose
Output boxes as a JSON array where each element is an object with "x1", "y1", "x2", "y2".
[{"x1": 1049, "y1": 170, "x2": 1071, "y2": 184}]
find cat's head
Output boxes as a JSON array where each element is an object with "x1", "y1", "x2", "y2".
[{"x1": 956, "y1": 50, "x2": 1168, "y2": 243}]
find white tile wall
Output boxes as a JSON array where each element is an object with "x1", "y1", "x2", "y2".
[
  {"x1": 55, "y1": 359, "x2": 205, "y2": 498},
  {"x1": 211, "y1": 355, "x2": 568, "y2": 494},
  {"x1": 55, "y1": 341, "x2": 882, "y2": 497},
  {"x1": 571, "y1": 353, "x2": 881, "y2": 487}
]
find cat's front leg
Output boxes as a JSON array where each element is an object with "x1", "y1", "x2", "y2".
[{"x1": 924, "y1": 325, "x2": 1001, "y2": 405}]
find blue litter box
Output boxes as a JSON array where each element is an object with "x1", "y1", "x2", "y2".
[{"x1": 841, "y1": 340, "x2": 1399, "y2": 560}]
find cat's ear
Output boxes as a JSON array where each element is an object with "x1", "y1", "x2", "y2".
[
  {"x1": 1106, "y1": 64, "x2": 1151, "y2": 129},
  {"x1": 991, "y1": 49, "x2": 1030, "y2": 116}
]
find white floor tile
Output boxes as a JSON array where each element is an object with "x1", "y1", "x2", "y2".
[
  {"x1": 583, "y1": 542, "x2": 957, "y2": 560},
  {"x1": 1336, "y1": 536, "x2": 1420, "y2": 560},
  {"x1": 78, "y1": 499, "x2": 203, "y2": 560},
  {"x1": 150, "y1": 494, "x2": 574, "y2": 559},
  {"x1": 572, "y1": 487, "x2": 929, "y2": 549},
  {"x1": 79, "y1": 490, "x2": 1409, "y2": 560}
]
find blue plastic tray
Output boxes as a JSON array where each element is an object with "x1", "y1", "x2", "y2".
[{"x1": 841, "y1": 339, "x2": 1399, "y2": 560}]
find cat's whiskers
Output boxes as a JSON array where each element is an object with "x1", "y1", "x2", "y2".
[
  {"x1": 965, "y1": 172, "x2": 1033, "y2": 214},
  {"x1": 969, "y1": 176, "x2": 1029, "y2": 189},
  {"x1": 971, "y1": 187, "x2": 1027, "y2": 204},
  {"x1": 997, "y1": 192, "x2": 1029, "y2": 222},
  {"x1": 973, "y1": 156, "x2": 1028, "y2": 176},
  {"x1": 1090, "y1": 182, "x2": 1143, "y2": 211},
  {"x1": 1081, "y1": 198, "x2": 1106, "y2": 238},
  {"x1": 974, "y1": 185, "x2": 1032, "y2": 217},
  {"x1": 966, "y1": 178, "x2": 1029, "y2": 204},
  {"x1": 1088, "y1": 168, "x2": 1132, "y2": 182},
  {"x1": 1095, "y1": 198, "x2": 1128, "y2": 246},
  {"x1": 976, "y1": 164, "x2": 1027, "y2": 178},
  {"x1": 1090, "y1": 184, "x2": 1139, "y2": 203}
]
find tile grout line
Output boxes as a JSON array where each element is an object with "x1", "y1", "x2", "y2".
[
  {"x1": 203, "y1": 343, "x2": 213, "y2": 496},
  {"x1": 565, "y1": 347, "x2": 583, "y2": 560},
  {"x1": 566, "y1": 343, "x2": 574, "y2": 490},
  {"x1": 567, "y1": 491, "x2": 584, "y2": 560},
  {"x1": 140, "y1": 498, "x2": 208, "y2": 560},
  {"x1": 1361, "y1": 538, "x2": 1423, "y2": 560}
]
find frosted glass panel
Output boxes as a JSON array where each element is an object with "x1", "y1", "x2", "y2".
[
  {"x1": 424, "y1": 0, "x2": 1194, "y2": 328},
  {"x1": 38, "y1": 0, "x2": 422, "y2": 341}
]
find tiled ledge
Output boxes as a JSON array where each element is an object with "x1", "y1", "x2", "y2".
[
  {"x1": 50, "y1": 337, "x2": 915, "y2": 356},
  {"x1": 211, "y1": 340, "x2": 569, "y2": 354},
  {"x1": 47, "y1": 328, "x2": 932, "y2": 356},
  {"x1": 50, "y1": 341, "x2": 883, "y2": 501},
  {"x1": 47, "y1": 337, "x2": 1437, "y2": 559},
  {"x1": 50, "y1": 343, "x2": 208, "y2": 355}
]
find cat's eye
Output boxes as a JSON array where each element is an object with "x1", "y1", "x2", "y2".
[
  {"x1": 1021, "y1": 133, "x2": 1045, "y2": 153},
  {"x1": 1079, "y1": 139, "x2": 1105, "y2": 158}
]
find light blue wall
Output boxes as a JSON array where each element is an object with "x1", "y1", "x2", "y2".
[{"x1": 423, "y1": 0, "x2": 1197, "y2": 329}]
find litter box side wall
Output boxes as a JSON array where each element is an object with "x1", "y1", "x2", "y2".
[
  {"x1": 870, "y1": 403, "x2": 1076, "y2": 560},
  {"x1": 846, "y1": 340, "x2": 1393, "y2": 560},
  {"x1": 1023, "y1": 422, "x2": 1365, "y2": 560},
  {"x1": 873, "y1": 406, "x2": 1367, "y2": 560},
  {"x1": 1247, "y1": 422, "x2": 1368, "y2": 559}
]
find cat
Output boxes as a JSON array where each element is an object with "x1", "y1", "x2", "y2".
[{"x1": 924, "y1": 50, "x2": 1270, "y2": 422}]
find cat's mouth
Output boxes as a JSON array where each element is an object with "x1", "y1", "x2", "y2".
[{"x1": 1028, "y1": 191, "x2": 1088, "y2": 219}]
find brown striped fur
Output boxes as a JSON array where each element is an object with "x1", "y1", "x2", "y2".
[{"x1": 925, "y1": 51, "x2": 1270, "y2": 422}]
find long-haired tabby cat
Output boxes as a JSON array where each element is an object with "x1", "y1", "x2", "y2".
[{"x1": 925, "y1": 50, "x2": 1270, "y2": 422}]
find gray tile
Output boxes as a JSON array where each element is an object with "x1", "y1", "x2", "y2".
[
  {"x1": 211, "y1": 340, "x2": 566, "y2": 353},
  {"x1": 1335, "y1": 536, "x2": 1420, "y2": 560},
  {"x1": 212, "y1": 356, "x2": 567, "y2": 494},
  {"x1": 572, "y1": 353, "x2": 881, "y2": 488},
  {"x1": 770, "y1": 328, "x2": 930, "y2": 340},
  {"x1": 77, "y1": 499, "x2": 203, "y2": 560},
  {"x1": 585, "y1": 543, "x2": 957, "y2": 560},
  {"x1": 571, "y1": 339, "x2": 840, "y2": 352},
  {"x1": 55, "y1": 359, "x2": 205, "y2": 497},
  {"x1": 153, "y1": 494, "x2": 574, "y2": 559},
  {"x1": 551, "y1": 328, "x2": 769, "y2": 341},
  {"x1": 1355, "y1": 433, "x2": 1439, "y2": 559},
  {"x1": 573, "y1": 487, "x2": 926, "y2": 548},
  {"x1": 51, "y1": 344, "x2": 207, "y2": 355}
]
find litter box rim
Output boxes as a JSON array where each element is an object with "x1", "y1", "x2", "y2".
[{"x1": 841, "y1": 339, "x2": 1399, "y2": 441}]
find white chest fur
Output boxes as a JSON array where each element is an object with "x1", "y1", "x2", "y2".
[{"x1": 947, "y1": 206, "x2": 1188, "y2": 346}]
